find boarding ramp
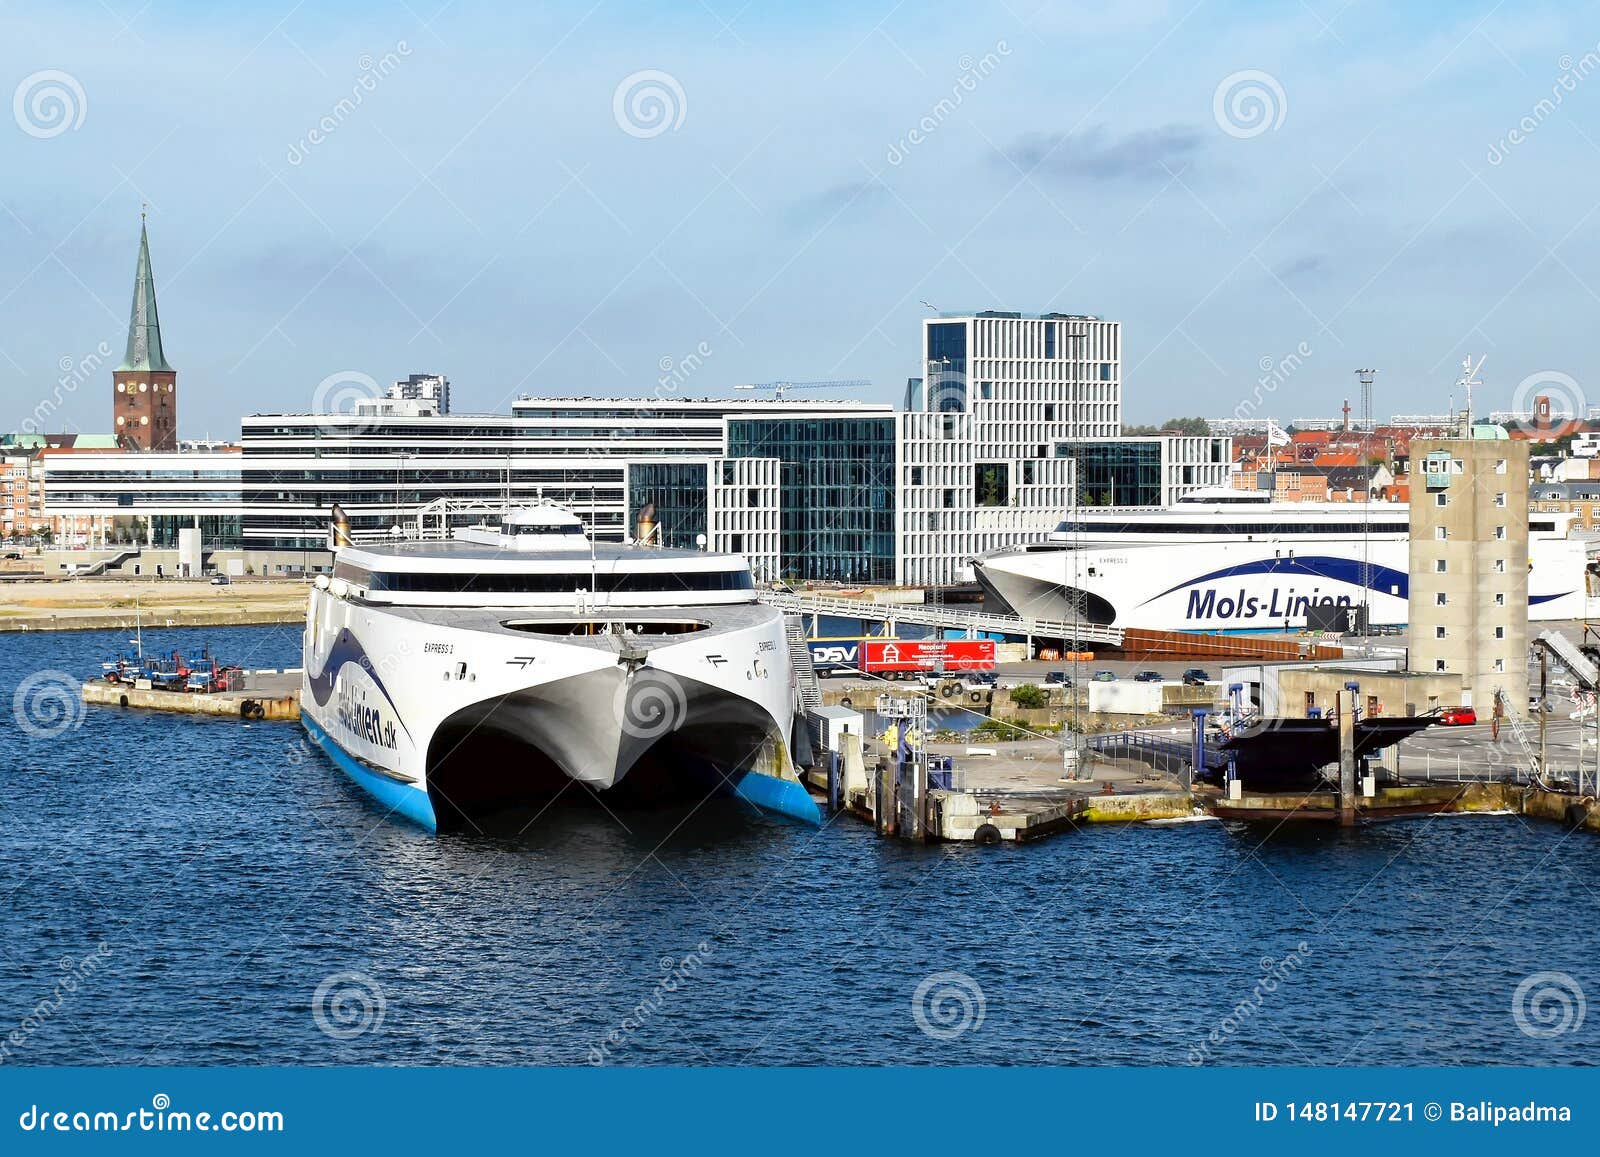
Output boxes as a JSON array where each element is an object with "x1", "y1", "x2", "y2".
[
  {"x1": 1534, "y1": 629, "x2": 1600, "y2": 690},
  {"x1": 760, "y1": 591, "x2": 1124, "y2": 647}
]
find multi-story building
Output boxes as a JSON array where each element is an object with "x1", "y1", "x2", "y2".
[
  {"x1": 37, "y1": 446, "x2": 244, "y2": 548},
  {"x1": 29, "y1": 300, "x2": 1235, "y2": 585},
  {"x1": 1, "y1": 455, "x2": 28, "y2": 539},
  {"x1": 388, "y1": 373, "x2": 451, "y2": 414},
  {"x1": 1408, "y1": 429, "x2": 1529, "y2": 715}
]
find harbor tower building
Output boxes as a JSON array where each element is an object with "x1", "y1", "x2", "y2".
[
  {"x1": 112, "y1": 216, "x2": 177, "y2": 451},
  {"x1": 1408, "y1": 428, "x2": 1529, "y2": 716}
]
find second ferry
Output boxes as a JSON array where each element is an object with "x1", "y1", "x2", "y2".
[
  {"x1": 972, "y1": 488, "x2": 1594, "y2": 631},
  {"x1": 300, "y1": 503, "x2": 820, "y2": 831}
]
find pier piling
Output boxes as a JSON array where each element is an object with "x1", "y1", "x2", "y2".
[{"x1": 1338, "y1": 683, "x2": 1358, "y2": 826}]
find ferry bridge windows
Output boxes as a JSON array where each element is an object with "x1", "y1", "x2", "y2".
[
  {"x1": 355, "y1": 568, "x2": 756, "y2": 595},
  {"x1": 1435, "y1": 559, "x2": 1447, "y2": 573},
  {"x1": 1435, "y1": 627, "x2": 1446, "y2": 639},
  {"x1": 1434, "y1": 660, "x2": 1447, "y2": 673},
  {"x1": 1495, "y1": 593, "x2": 1505, "y2": 606},
  {"x1": 1436, "y1": 593, "x2": 1448, "y2": 606},
  {"x1": 1436, "y1": 493, "x2": 1448, "y2": 507}
]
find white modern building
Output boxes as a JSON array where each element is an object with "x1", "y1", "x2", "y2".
[
  {"x1": 32, "y1": 309, "x2": 1234, "y2": 586},
  {"x1": 390, "y1": 373, "x2": 451, "y2": 414}
]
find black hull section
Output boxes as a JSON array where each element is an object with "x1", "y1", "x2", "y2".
[{"x1": 1206, "y1": 716, "x2": 1435, "y2": 792}]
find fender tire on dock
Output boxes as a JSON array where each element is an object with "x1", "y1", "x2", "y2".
[
  {"x1": 939, "y1": 681, "x2": 960, "y2": 699},
  {"x1": 1565, "y1": 802, "x2": 1592, "y2": 830},
  {"x1": 973, "y1": 823, "x2": 1003, "y2": 845},
  {"x1": 969, "y1": 691, "x2": 984, "y2": 704},
  {"x1": 241, "y1": 699, "x2": 265, "y2": 721},
  {"x1": 839, "y1": 696, "x2": 852, "y2": 709}
]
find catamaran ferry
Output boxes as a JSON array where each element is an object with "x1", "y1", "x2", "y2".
[
  {"x1": 971, "y1": 488, "x2": 1593, "y2": 631},
  {"x1": 300, "y1": 504, "x2": 820, "y2": 831}
]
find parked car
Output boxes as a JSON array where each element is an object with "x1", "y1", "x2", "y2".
[
  {"x1": 1091, "y1": 670, "x2": 1118, "y2": 682},
  {"x1": 2, "y1": 551, "x2": 21, "y2": 560},
  {"x1": 210, "y1": 574, "x2": 231, "y2": 585},
  {"x1": 1181, "y1": 667, "x2": 1211, "y2": 686},
  {"x1": 1132, "y1": 669, "x2": 1163, "y2": 683},
  {"x1": 1527, "y1": 696, "x2": 1554, "y2": 715},
  {"x1": 1044, "y1": 671, "x2": 1073, "y2": 687},
  {"x1": 1438, "y1": 706, "x2": 1478, "y2": 726}
]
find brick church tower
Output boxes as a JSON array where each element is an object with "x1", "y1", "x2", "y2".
[{"x1": 112, "y1": 213, "x2": 177, "y2": 450}]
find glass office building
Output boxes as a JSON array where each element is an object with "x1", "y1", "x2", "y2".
[
  {"x1": 627, "y1": 462, "x2": 709, "y2": 550},
  {"x1": 727, "y1": 416, "x2": 897, "y2": 584},
  {"x1": 1060, "y1": 440, "x2": 1164, "y2": 506}
]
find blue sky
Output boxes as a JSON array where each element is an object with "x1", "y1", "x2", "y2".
[{"x1": 3, "y1": 1, "x2": 1599, "y2": 437}]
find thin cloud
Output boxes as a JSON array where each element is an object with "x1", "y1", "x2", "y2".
[{"x1": 1003, "y1": 124, "x2": 1205, "y2": 183}]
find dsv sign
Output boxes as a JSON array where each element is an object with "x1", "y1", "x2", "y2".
[{"x1": 807, "y1": 642, "x2": 860, "y2": 669}]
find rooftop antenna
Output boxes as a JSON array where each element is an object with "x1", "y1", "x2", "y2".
[
  {"x1": 1355, "y1": 368, "x2": 1377, "y2": 631},
  {"x1": 1457, "y1": 355, "x2": 1485, "y2": 434}
]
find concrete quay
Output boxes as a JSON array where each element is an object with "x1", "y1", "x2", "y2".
[
  {"x1": 81, "y1": 670, "x2": 302, "y2": 721},
  {"x1": 833, "y1": 728, "x2": 1600, "y2": 843}
]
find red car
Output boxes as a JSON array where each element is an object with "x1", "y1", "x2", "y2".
[{"x1": 1438, "y1": 706, "x2": 1477, "y2": 726}]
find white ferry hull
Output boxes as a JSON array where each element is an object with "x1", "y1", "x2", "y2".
[
  {"x1": 974, "y1": 536, "x2": 1590, "y2": 631},
  {"x1": 299, "y1": 588, "x2": 816, "y2": 831}
]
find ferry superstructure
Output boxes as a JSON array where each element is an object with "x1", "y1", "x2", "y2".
[
  {"x1": 971, "y1": 488, "x2": 1591, "y2": 631},
  {"x1": 300, "y1": 505, "x2": 819, "y2": 831}
]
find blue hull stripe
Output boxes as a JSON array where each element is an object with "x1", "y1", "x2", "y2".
[
  {"x1": 301, "y1": 712, "x2": 437, "y2": 832},
  {"x1": 730, "y1": 769, "x2": 822, "y2": 825}
]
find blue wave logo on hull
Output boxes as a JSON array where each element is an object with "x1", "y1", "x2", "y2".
[
  {"x1": 306, "y1": 627, "x2": 413, "y2": 746},
  {"x1": 1142, "y1": 554, "x2": 1573, "y2": 621},
  {"x1": 1143, "y1": 555, "x2": 1403, "y2": 623}
]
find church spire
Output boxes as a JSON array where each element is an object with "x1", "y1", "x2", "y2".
[{"x1": 117, "y1": 215, "x2": 173, "y2": 374}]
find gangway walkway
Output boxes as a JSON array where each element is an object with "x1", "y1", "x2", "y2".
[
  {"x1": 757, "y1": 591, "x2": 1124, "y2": 647},
  {"x1": 1535, "y1": 629, "x2": 1600, "y2": 690}
]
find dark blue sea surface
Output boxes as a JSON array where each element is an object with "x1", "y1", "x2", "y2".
[{"x1": 1, "y1": 625, "x2": 1596, "y2": 1066}]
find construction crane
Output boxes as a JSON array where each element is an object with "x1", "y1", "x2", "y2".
[{"x1": 733, "y1": 378, "x2": 871, "y2": 399}]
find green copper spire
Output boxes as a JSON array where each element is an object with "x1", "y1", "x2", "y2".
[{"x1": 117, "y1": 213, "x2": 173, "y2": 374}]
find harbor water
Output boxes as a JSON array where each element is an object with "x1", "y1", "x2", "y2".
[{"x1": 2, "y1": 625, "x2": 1595, "y2": 1066}]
